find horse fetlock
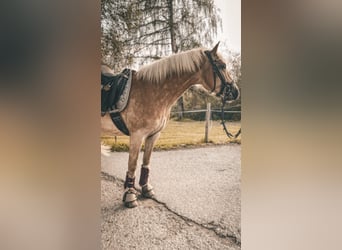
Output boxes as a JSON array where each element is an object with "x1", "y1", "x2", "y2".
[
  {"x1": 141, "y1": 183, "x2": 155, "y2": 199},
  {"x1": 123, "y1": 188, "x2": 138, "y2": 208}
]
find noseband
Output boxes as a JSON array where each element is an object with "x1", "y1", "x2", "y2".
[{"x1": 204, "y1": 50, "x2": 241, "y2": 139}]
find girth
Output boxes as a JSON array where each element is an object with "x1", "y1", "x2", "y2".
[
  {"x1": 109, "y1": 112, "x2": 129, "y2": 136},
  {"x1": 101, "y1": 68, "x2": 132, "y2": 136}
]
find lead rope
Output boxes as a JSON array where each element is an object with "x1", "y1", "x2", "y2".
[{"x1": 221, "y1": 98, "x2": 241, "y2": 139}]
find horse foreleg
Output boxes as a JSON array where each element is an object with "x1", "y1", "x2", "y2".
[
  {"x1": 123, "y1": 133, "x2": 144, "y2": 208},
  {"x1": 140, "y1": 132, "x2": 161, "y2": 198}
]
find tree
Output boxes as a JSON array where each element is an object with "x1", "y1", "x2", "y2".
[
  {"x1": 101, "y1": 0, "x2": 142, "y2": 70},
  {"x1": 101, "y1": 0, "x2": 221, "y2": 69}
]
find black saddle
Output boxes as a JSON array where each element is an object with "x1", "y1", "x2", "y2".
[
  {"x1": 101, "y1": 68, "x2": 131, "y2": 136},
  {"x1": 101, "y1": 68, "x2": 130, "y2": 115}
]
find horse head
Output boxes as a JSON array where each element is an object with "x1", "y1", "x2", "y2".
[{"x1": 202, "y1": 42, "x2": 240, "y2": 103}]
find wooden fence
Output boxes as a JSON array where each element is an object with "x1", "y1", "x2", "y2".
[{"x1": 171, "y1": 103, "x2": 241, "y2": 143}]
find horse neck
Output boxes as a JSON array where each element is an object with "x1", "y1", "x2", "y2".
[{"x1": 159, "y1": 72, "x2": 200, "y2": 107}]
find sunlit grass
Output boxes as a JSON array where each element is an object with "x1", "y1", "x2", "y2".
[{"x1": 101, "y1": 120, "x2": 241, "y2": 152}]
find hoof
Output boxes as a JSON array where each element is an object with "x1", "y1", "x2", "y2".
[
  {"x1": 123, "y1": 188, "x2": 138, "y2": 208},
  {"x1": 141, "y1": 184, "x2": 155, "y2": 199},
  {"x1": 125, "y1": 200, "x2": 138, "y2": 208}
]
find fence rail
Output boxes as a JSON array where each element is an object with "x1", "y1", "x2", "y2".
[
  {"x1": 170, "y1": 103, "x2": 241, "y2": 142},
  {"x1": 171, "y1": 110, "x2": 241, "y2": 114},
  {"x1": 104, "y1": 103, "x2": 241, "y2": 145}
]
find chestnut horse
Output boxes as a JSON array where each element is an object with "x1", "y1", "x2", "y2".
[{"x1": 101, "y1": 43, "x2": 239, "y2": 208}]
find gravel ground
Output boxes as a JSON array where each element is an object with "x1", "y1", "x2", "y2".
[{"x1": 101, "y1": 145, "x2": 241, "y2": 250}]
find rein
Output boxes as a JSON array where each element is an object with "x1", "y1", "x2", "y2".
[
  {"x1": 204, "y1": 50, "x2": 241, "y2": 139},
  {"x1": 220, "y1": 99, "x2": 241, "y2": 139}
]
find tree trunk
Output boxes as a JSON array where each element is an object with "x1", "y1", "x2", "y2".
[
  {"x1": 167, "y1": 0, "x2": 184, "y2": 120},
  {"x1": 167, "y1": 0, "x2": 177, "y2": 54}
]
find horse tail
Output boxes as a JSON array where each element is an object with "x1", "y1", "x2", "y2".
[{"x1": 101, "y1": 143, "x2": 111, "y2": 157}]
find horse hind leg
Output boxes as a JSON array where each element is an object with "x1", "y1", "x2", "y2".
[
  {"x1": 123, "y1": 133, "x2": 144, "y2": 208},
  {"x1": 140, "y1": 132, "x2": 161, "y2": 199}
]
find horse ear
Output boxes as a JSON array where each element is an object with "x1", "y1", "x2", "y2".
[{"x1": 211, "y1": 42, "x2": 220, "y2": 54}]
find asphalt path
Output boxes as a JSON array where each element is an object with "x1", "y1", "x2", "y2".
[{"x1": 101, "y1": 145, "x2": 241, "y2": 249}]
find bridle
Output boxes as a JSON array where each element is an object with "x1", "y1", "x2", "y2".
[
  {"x1": 204, "y1": 50, "x2": 233, "y2": 98},
  {"x1": 204, "y1": 50, "x2": 241, "y2": 139}
]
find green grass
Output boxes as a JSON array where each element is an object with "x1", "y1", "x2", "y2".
[{"x1": 101, "y1": 120, "x2": 241, "y2": 152}]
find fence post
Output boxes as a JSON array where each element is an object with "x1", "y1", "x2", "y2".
[{"x1": 205, "y1": 103, "x2": 211, "y2": 143}]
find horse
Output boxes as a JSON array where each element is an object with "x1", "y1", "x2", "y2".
[{"x1": 101, "y1": 42, "x2": 239, "y2": 208}]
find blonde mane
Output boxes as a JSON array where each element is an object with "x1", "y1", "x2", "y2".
[{"x1": 136, "y1": 48, "x2": 206, "y2": 83}]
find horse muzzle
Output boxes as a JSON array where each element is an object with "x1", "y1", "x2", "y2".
[{"x1": 217, "y1": 82, "x2": 240, "y2": 102}]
